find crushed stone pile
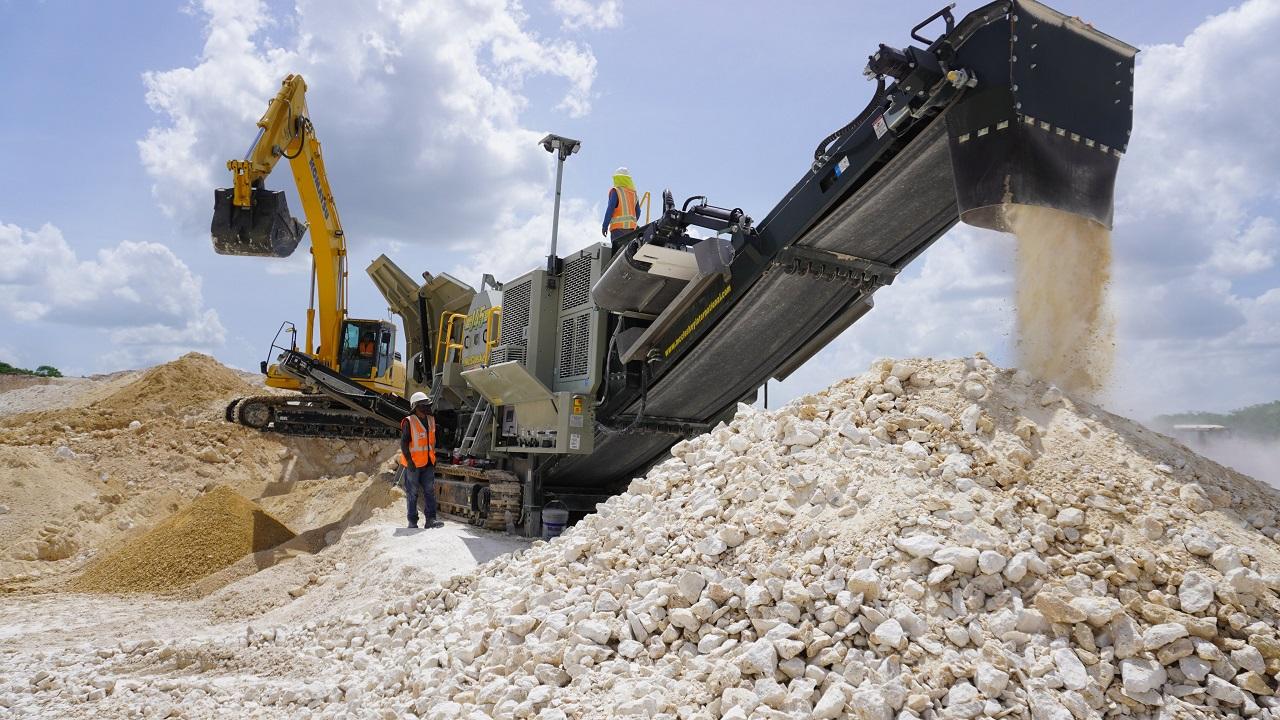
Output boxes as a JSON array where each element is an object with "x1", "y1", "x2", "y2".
[
  {"x1": 73, "y1": 486, "x2": 295, "y2": 593},
  {"x1": 8, "y1": 355, "x2": 1280, "y2": 719}
]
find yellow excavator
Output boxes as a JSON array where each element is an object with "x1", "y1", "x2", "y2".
[{"x1": 212, "y1": 74, "x2": 409, "y2": 437}]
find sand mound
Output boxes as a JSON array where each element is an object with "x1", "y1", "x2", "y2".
[
  {"x1": 73, "y1": 486, "x2": 295, "y2": 593},
  {"x1": 0, "y1": 348, "x2": 390, "y2": 593},
  {"x1": 93, "y1": 352, "x2": 257, "y2": 416},
  {"x1": 0, "y1": 352, "x2": 258, "y2": 445}
]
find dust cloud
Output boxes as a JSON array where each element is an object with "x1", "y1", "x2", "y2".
[
  {"x1": 1180, "y1": 436, "x2": 1280, "y2": 489},
  {"x1": 1005, "y1": 204, "x2": 1114, "y2": 397}
]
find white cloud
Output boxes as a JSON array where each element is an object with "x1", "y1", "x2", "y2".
[
  {"x1": 108, "y1": 309, "x2": 226, "y2": 347},
  {"x1": 1122, "y1": 0, "x2": 1280, "y2": 220},
  {"x1": 0, "y1": 221, "x2": 225, "y2": 368},
  {"x1": 0, "y1": 222, "x2": 75, "y2": 284},
  {"x1": 100, "y1": 309, "x2": 230, "y2": 369},
  {"x1": 452, "y1": 197, "x2": 604, "y2": 284},
  {"x1": 1208, "y1": 216, "x2": 1278, "y2": 276},
  {"x1": 775, "y1": 0, "x2": 1280, "y2": 418},
  {"x1": 1115, "y1": 0, "x2": 1280, "y2": 276},
  {"x1": 1106, "y1": 0, "x2": 1280, "y2": 415},
  {"x1": 139, "y1": 0, "x2": 602, "y2": 262},
  {"x1": 553, "y1": 0, "x2": 623, "y2": 31}
]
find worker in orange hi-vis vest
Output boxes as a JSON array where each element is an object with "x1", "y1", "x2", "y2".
[
  {"x1": 398, "y1": 392, "x2": 439, "y2": 529},
  {"x1": 601, "y1": 167, "x2": 642, "y2": 241}
]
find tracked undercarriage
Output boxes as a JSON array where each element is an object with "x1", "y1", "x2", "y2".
[
  {"x1": 225, "y1": 395, "x2": 400, "y2": 438},
  {"x1": 433, "y1": 464, "x2": 522, "y2": 531}
]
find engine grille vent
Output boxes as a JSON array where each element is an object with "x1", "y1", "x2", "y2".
[
  {"x1": 490, "y1": 346, "x2": 526, "y2": 366},
  {"x1": 558, "y1": 313, "x2": 591, "y2": 379},
  {"x1": 499, "y1": 279, "x2": 532, "y2": 364},
  {"x1": 561, "y1": 254, "x2": 593, "y2": 311}
]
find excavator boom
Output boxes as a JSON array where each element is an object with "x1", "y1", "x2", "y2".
[{"x1": 211, "y1": 74, "x2": 348, "y2": 363}]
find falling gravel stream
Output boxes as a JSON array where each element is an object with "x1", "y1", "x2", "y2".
[{"x1": 1006, "y1": 204, "x2": 1115, "y2": 397}]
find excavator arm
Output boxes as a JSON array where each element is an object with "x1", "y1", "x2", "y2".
[{"x1": 211, "y1": 74, "x2": 348, "y2": 367}]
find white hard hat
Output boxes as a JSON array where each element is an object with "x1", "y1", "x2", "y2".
[
  {"x1": 614, "y1": 166, "x2": 630, "y2": 176},
  {"x1": 409, "y1": 391, "x2": 430, "y2": 407}
]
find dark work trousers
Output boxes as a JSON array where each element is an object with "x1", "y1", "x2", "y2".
[{"x1": 404, "y1": 465, "x2": 437, "y2": 525}]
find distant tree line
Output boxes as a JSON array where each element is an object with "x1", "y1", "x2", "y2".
[
  {"x1": 1155, "y1": 400, "x2": 1280, "y2": 439},
  {"x1": 0, "y1": 361, "x2": 62, "y2": 378}
]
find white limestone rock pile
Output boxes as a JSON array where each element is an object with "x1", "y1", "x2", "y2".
[{"x1": 11, "y1": 354, "x2": 1280, "y2": 719}]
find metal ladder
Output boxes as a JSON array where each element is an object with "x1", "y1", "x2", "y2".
[{"x1": 458, "y1": 399, "x2": 491, "y2": 457}]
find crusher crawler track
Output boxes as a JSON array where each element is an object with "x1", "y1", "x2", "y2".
[{"x1": 433, "y1": 465, "x2": 522, "y2": 531}]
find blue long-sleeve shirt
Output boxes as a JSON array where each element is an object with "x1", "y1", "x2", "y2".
[{"x1": 602, "y1": 188, "x2": 642, "y2": 233}]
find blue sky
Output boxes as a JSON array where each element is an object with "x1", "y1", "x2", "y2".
[{"x1": 2, "y1": 0, "x2": 1277, "y2": 420}]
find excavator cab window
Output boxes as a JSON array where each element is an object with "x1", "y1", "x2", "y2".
[
  {"x1": 338, "y1": 320, "x2": 397, "y2": 380},
  {"x1": 376, "y1": 327, "x2": 394, "y2": 377},
  {"x1": 339, "y1": 321, "x2": 376, "y2": 378}
]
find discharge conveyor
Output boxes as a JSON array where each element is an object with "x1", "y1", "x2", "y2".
[{"x1": 546, "y1": 0, "x2": 1135, "y2": 489}]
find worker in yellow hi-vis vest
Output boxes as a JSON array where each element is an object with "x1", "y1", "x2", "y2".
[
  {"x1": 397, "y1": 392, "x2": 439, "y2": 529},
  {"x1": 601, "y1": 167, "x2": 642, "y2": 241}
]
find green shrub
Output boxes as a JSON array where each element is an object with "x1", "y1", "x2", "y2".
[{"x1": 0, "y1": 361, "x2": 63, "y2": 378}]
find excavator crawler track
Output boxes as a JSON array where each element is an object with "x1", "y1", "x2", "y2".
[{"x1": 225, "y1": 395, "x2": 400, "y2": 439}]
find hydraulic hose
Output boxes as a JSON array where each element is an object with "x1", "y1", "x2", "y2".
[
  {"x1": 812, "y1": 77, "x2": 887, "y2": 170},
  {"x1": 597, "y1": 359, "x2": 650, "y2": 435},
  {"x1": 596, "y1": 323, "x2": 621, "y2": 409},
  {"x1": 282, "y1": 117, "x2": 309, "y2": 160}
]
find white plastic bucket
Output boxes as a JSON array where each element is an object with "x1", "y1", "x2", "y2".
[{"x1": 542, "y1": 502, "x2": 570, "y2": 540}]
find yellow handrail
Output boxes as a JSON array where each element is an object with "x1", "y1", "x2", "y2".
[
  {"x1": 433, "y1": 311, "x2": 466, "y2": 370},
  {"x1": 640, "y1": 191, "x2": 651, "y2": 225},
  {"x1": 481, "y1": 306, "x2": 502, "y2": 366}
]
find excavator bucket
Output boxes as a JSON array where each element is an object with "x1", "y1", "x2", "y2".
[
  {"x1": 210, "y1": 187, "x2": 306, "y2": 257},
  {"x1": 946, "y1": 0, "x2": 1136, "y2": 231}
]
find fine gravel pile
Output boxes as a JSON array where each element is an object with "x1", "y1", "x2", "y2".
[
  {"x1": 7, "y1": 355, "x2": 1280, "y2": 719},
  {"x1": 72, "y1": 486, "x2": 296, "y2": 593}
]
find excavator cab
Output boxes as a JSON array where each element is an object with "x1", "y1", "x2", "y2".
[
  {"x1": 338, "y1": 319, "x2": 397, "y2": 381},
  {"x1": 211, "y1": 184, "x2": 307, "y2": 258}
]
